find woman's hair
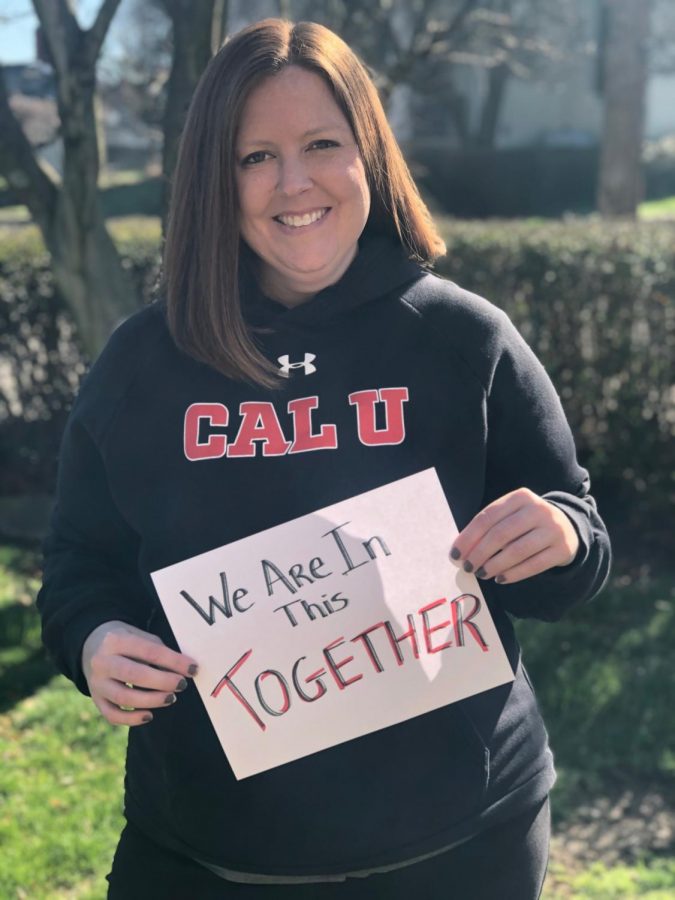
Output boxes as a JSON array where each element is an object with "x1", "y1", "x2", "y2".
[{"x1": 161, "y1": 18, "x2": 446, "y2": 388}]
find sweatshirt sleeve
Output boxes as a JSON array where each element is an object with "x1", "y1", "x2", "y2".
[
  {"x1": 36, "y1": 412, "x2": 154, "y2": 695},
  {"x1": 480, "y1": 310, "x2": 612, "y2": 622}
]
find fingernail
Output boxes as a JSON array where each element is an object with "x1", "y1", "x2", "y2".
[
  {"x1": 450, "y1": 547, "x2": 461, "y2": 560},
  {"x1": 463, "y1": 560, "x2": 474, "y2": 573},
  {"x1": 475, "y1": 567, "x2": 486, "y2": 579},
  {"x1": 495, "y1": 574, "x2": 506, "y2": 584},
  {"x1": 175, "y1": 678, "x2": 188, "y2": 692},
  {"x1": 187, "y1": 664, "x2": 198, "y2": 677},
  {"x1": 142, "y1": 713, "x2": 153, "y2": 723},
  {"x1": 165, "y1": 693, "x2": 176, "y2": 705}
]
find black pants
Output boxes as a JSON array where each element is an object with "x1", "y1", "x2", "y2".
[{"x1": 107, "y1": 797, "x2": 550, "y2": 900}]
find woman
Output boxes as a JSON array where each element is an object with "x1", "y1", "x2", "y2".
[{"x1": 37, "y1": 18, "x2": 611, "y2": 899}]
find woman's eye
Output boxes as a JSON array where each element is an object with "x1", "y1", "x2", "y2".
[
  {"x1": 241, "y1": 150, "x2": 272, "y2": 166},
  {"x1": 309, "y1": 139, "x2": 339, "y2": 150}
]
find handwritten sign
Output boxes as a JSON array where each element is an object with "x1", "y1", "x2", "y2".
[{"x1": 151, "y1": 468, "x2": 514, "y2": 779}]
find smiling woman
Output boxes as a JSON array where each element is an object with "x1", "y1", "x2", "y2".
[
  {"x1": 160, "y1": 17, "x2": 444, "y2": 387},
  {"x1": 36, "y1": 15, "x2": 611, "y2": 900},
  {"x1": 235, "y1": 67, "x2": 371, "y2": 307}
]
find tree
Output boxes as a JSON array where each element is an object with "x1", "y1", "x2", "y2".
[
  {"x1": 597, "y1": 0, "x2": 652, "y2": 218},
  {"x1": 463, "y1": 0, "x2": 585, "y2": 150},
  {"x1": 0, "y1": 0, "x2": 138, "y2": 358},
  {"x1": 112, "y1": 0, "x2": 226, "y2": 231},
  {"x1": 282, "y1": 0, "x2": 585, "y2": 149},
  {"x1": 283, "y1": 0, "x2": 482, "y2": 106},
  {"x1": 649, "y1": 0, "x2": 675, "y2": 76},
  {"x1": 159, "y1": 0, "x2": 226, "y2": 233}
]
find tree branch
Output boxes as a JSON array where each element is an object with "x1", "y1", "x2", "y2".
[
  {"x1": 86, "y1": 0, "x2": 124, "y2": 61},
  {"x1": 0, "y1": 65, "x2": 58, "y2": 229},
  {"x1": 32, "y1": 0, "x2": 77, "y2": 80},
  {"x1": 445, "y1": 0, "x2": 482, "y2": 45}
]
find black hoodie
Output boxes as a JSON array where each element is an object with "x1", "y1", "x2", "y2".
[{"x1": 37, "y1": 229, "x2": 611, "y2": 878}]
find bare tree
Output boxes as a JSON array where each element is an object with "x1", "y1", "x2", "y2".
[
  {"x1": 597, "y1": 0, "x2": 652, "y2": 218},
  {"x1": 0, "y1": 0, "x2": 138, "y2": 358},
  {"x1": 284, "y1": 0, "x2": 481, "y2": 106},
  {"x1": 116, "y1": 0, "x2": 227, "y2": 230},
  {"x1": 464, "y1": 0, "x2": 585, "y2": 149},
  {"x1": 159, "y1": 0, "x2": 225, "y2": 233},
  {"x1": 649, "y1": 0, "x2": 675, "y2": 75},
  {"x1": 108, "y1": 0, "x2": 172, "y2": 133},
  {"x1": 283, "y1": 0, "x2": 584, "y2": 149}
]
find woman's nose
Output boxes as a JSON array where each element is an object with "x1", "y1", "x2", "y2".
[{"x1": 277, "y1": 157, "x2": 313, "y2": 196}]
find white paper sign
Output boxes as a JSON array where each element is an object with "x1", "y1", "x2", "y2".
[{"x1": 151, "y1": 468, "x2": 514, "y2": 779}]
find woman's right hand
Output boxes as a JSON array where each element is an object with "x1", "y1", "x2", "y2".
[{"x1": 81, "y1": 620, "x2": 199, "y2": 727}]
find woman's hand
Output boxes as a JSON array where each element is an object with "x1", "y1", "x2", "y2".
[
  {"x1": 450, "y1": 488, "x2": 579, "y2": 585},
  {"x1": 81, "y1": 620, "x2": 199, "y2": 727}
]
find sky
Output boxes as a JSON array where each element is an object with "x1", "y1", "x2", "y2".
[{"x1": 0, "y1": 0, "x2": 123, "y2": 65}]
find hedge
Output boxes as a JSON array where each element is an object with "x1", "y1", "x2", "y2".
[
  {"x1": 434, "y1": 217, "x2": 674, "y2": 533},
  {"x1": 406, "y1": 144, "x2": 675, "y2": 218},
  {"x1": 0, "y1": 217, "x2": 673, "y2": 536}
]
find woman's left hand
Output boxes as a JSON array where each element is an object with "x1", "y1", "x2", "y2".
[{"x1": 450, "y1": 487, "x2": 579, "y2": 585}]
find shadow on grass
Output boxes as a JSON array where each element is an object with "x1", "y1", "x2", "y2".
[
  {"x1": 0, "y1": 599, "x2": 41, "y2": 648},
  {"x1": 517, "y1": 573, "x2": 675, "y2": 810},
  {"x1": 0, "y1": 645, "x2": 56, "y2": 713}
]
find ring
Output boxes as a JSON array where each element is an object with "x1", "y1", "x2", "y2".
[{"x1": 119, "y1": 681, "x2": 135, "y2": 712}]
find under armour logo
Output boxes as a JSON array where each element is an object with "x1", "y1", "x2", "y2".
[{"x1": 278, "y1": 353, "x2": 317, "y2": 375}]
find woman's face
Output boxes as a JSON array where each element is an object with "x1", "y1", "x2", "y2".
[{"x1": 235, "y1": 66, "x2": 371, "y2": 307}]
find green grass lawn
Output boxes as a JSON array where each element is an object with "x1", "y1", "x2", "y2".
[
  {"x1": 0, "y1": 678, "x2": 126, "y2": 900},
  {"x1": 1, "y1": 547, "x2": 673, "y2": 898},
  {"x1": 639, "y1": 195, "x2": 675, "y2": 220},
  {"x1": 545, "y1": 859, "x2": 675, "y2": 899}
]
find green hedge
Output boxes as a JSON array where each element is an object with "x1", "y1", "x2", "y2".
[
  {"x1": 406, "y1": 144, "x2": 675, "y2": 217},
  {"x1": 434, "y1": 218, "x2": 675, "y2": 531},
  {"x1": 0, "y1": 221, "x2": 161, "y2": 495},
  {"x1": 438, "y1": 219, "x2": 675, "y2": 540},
  {"x1": 1, "y1": 217, "x2": 673, "y2": 537}
]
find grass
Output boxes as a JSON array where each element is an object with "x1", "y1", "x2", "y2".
[
  {"x1": 516, "y1": 573, "x2": 675, "y2": 786},
  {"x1": 639, "y1": 195, "x2": 675, "y2": 220},
  {"x1": 0, "y1": 212, "x2": 161, "y2": 253},
  {"x1": 0, "y1": 547, "x2": 126, "y2": 898},
  {"x1": 0, "y1": 547, "x2": 673, "y2": 898},
  {"x1": 0, "y1": 678, "x2": 126, "y2": 900},
  {"x1": 544, "y1": 859, "x2": 675, "y2": 899},
  {"x1": 0, "y1": 547, "x2": 53, "y2": 712}
]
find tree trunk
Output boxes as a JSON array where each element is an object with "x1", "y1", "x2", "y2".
[
  {"x1": 597, "y1": 0, "x2": 651, "y2": 218},
  {"x1": 160, "y1": 0, "x2": 219, "y2": 234},
  {"x1": 473, "y1": 62, "x2": 510, "y2": 150},
  {"x1": 0, "y1": 0, "x2": 138, "y2": 360},
  {"x1": 49, "y1": 52, "x2": 139, "y2": 354}
]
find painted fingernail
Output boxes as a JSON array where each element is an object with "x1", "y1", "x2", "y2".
[
  {"x1": 175, "y1": 678, "x2": 188, "y2": 692},
  {"x1": 495, "y1": 574, "x2": 506, "y2": 584},
  {"x1": 450, "y1": 547, "x2": 461, "y2": 560},
  {"x1": 187, "y1": 664, "x2": 198, "y2": 677},
  {"x1": 475, "y1": 567, "x2": 486, "y2": 579},
  {"x1": 142, "y1": 714, "x2": 153, "y2": 723},
  {"x1": 463, "y1": 560, "x2": 474, "y2": 573},
  {"x1": 165, "y1": 693, "x2": 176, "y2": 705}
]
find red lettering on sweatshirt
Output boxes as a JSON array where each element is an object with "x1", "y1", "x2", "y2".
[
  {"x1": 227, "y1": 402, "x2": 292, "y2": 457},
  {"x1": 348, "y1": 387, "x2": 409, "y2": 446},
  {"x1": 287, "y1": 396, "x2": 338, "y2": 453},
  {"x1": 184, "y1": 403, "x2": 229, "y2": 461},
  {"x1": 183, "y1": 388, "x2": 410, "y2": 460}
]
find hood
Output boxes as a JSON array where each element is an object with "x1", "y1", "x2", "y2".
[{"x1": 239, "y1": 227, "x2": 426, "y2": 333}]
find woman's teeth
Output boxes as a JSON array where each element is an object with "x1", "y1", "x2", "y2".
[{"x1": 276, "y1": 208, "x2": 329, "y2": 228}]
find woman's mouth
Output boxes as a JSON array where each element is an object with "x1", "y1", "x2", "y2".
[{"x1": 273, "y1": 207, "x2": 331, "y2": 230}]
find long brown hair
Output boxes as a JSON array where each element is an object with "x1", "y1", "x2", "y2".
[{"x1": 161, "y1": 18, "x2": 446, "y2": 388}]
